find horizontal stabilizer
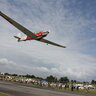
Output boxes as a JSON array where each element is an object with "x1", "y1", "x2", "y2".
[
  {"x1": 14, "y1": 36, "x2": 21, "y2": 42},
  {"x1": 14, "y1": 36, "x2": 21, "y2": 39}
]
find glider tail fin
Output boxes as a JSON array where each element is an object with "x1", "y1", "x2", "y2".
[
  {"x1": 14, "y1": 33, "x2": 22, "y2": 42},
  {"x1": 14, "y1": 36, "x2": 21, "y2": 42}
]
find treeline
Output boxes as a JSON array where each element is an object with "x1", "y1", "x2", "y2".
[
  {"x1": 1, "y1": 73, "x2": 96, "y2": 84},
  {"x1": 3, "y1": 73, "x2": 70, "y2": 83},
  {"x1": 4, "y1": 73, "x2": 44, "y2": 80},
  {"x1": 91, "y1": 80, "x2": 96, "y2": 84}
]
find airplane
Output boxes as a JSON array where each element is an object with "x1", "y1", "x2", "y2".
[{"x1": 0, "y1": 11, "x2": 66, "y2": 48}]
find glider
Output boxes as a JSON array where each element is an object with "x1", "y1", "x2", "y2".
[{"x1": 0, "y1": 11, "x2": 66, "y2": 48}]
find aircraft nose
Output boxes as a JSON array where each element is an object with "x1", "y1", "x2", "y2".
[
  {"x1": 46, "y1": 31, "x2": 49, "y2": 34},
  {"x1": 43, "y1": 31, "x2": 49, "y2": 36}
]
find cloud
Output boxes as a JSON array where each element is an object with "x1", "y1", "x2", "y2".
[
  {"x1": 90, "y1": 38, "x2": 96, "y2": 41},
  {"x1": 0, "y1": 58, "x2": 16, "y2": 66}
]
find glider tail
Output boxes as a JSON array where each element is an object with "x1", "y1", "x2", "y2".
[
  {"x1": 14, "y1": 33, "x2": 22, "y2": 42},
  {"x1": 14, "y1": 36, "x2": 21, "y2": 42}
]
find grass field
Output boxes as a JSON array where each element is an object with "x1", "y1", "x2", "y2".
[
  {"x1": 0, "y1": 92, "x2": 10, "y2": 96},
  {"x1": 89, "y1": 89, "x2": 96, "y2": 94}
]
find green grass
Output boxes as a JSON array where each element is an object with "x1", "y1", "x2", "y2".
[
  {"x1": 0, "y1": 92, "x2": 10, "y2": 96},
  {"x1": 89, "y1": 89, "x2": 96, "y2": 95}
]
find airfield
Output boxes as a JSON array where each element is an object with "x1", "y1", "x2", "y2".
[
  {"x1": 0, "y1": 81, "x2": 96, "y2": 96},
  {"x1": 0, "y1": 0, "x2": 96, "y2": 96}
]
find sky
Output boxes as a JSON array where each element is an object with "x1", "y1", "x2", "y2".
[{"x1": 0, "y1": 0, "x2": 96, "y2": 81}]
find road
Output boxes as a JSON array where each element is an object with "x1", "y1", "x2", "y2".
[{"x1": 0, "y1": 81, "x2": 95, "y2": 96}]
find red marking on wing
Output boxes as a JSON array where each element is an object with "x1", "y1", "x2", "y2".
[
  {"x1": 26, "y1": 36, "x2": 31, "y2": 40},
  {"x1": 26, "y1": 32, "x2": 43, "y2": 40},
  {"x1": 35, "y1": 32, "x2": 43, "y2": 37}
]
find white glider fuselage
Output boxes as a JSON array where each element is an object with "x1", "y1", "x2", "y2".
[{"x1": 14, "y1": 31, "x2": 49, "y2": 42}]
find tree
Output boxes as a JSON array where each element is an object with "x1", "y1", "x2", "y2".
[
  {"x1": 59, "y1": 77, "x2": 69, "y2": 84},
  {"x1": 46, "y1": 75, "x2": 57, "y2": 83},
  {"x1": 91, "y1": 80, "x2": 96, "y2": 84},
  {"x1": 73, "y1": 80, "x2": 77, "y2": 83},
  {"x1": 36, "y1": 77, "x2": 44, "y2": 80},
  {"x1": 4, "y1": 73, "x2": 10, "y2": 75},
  {"x1": 24, "y1": 74, "x2": 36, "y2": 78},
  {"x1": 11, "y1": 74, "x2": 18, "y2": 76}
]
